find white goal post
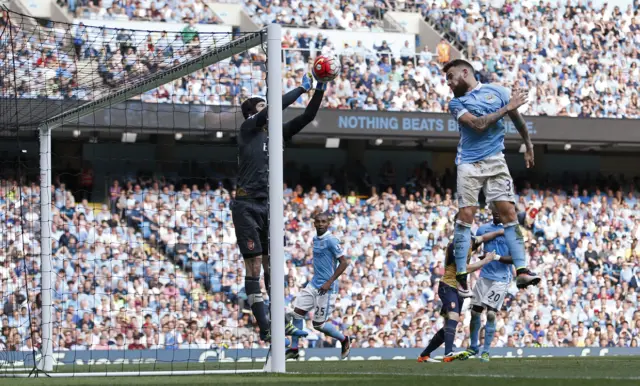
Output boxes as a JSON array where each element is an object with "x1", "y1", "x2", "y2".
[{"x1": 21, "y1": 23, "x2": 286, "y2": 377}]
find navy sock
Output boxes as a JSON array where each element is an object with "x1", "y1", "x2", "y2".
[
  {"x1": 444, "y1": 319, "x2": 458, "y2": 355},
  {"x1": 421, "y1": 328, "x2": 445, "y2": 357},
  {"x1": 245, "y1": 276, "x2": 270, "y2": 334}
]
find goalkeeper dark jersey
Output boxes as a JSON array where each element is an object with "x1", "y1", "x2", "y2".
[
  {"x1": 236, "y1": 115, "x2": 269, "y2": 199},
  {"x1": 236, "y1": 87, "x2": 324, "y2": 199}
]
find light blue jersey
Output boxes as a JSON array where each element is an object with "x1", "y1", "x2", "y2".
[
  {"x1": 476, "y1": 223, "x2": 512, "y2": 283},
  {"x1": 448, "y1": 83, "x2": 511, "y2": 165},
  {"x1": 310, "y1": 232, "x2": 344, "y2": 292}
]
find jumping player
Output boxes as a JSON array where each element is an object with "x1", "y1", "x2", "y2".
[
  {"x1": 286, "y1": 212, "x2": 351, "y2": 360},
  {"x1": 233, "y1": 73, "x2": 326, "y2": 341},
  {"x1": 443, "y1": 59, "x2": 540, "y2": 297},
  {"x1": 463, "y1": 204, "x2": 515, "y2": 362},
  {"x1": 417, "y1": 217, "x2": 503, "y2": 363}
]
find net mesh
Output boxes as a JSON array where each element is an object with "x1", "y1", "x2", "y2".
[{"x1": 0, "y1": 8, "x2": 273, "y2": 375}]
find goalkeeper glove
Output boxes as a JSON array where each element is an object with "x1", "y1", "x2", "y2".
[
  {"x1": 301, "y1": 72, "x2": 313, "y2": 92},
  {"x1": 315, "y1": 82, "x2": 327, "y2": 91}
]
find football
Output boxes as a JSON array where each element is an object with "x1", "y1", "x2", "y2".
[{"x1": 312, "y1": 55, "x2": 340, "y2": 82}]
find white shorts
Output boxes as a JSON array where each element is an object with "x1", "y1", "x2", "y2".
[
  {"x1": 456, "y1": 153, "x2": 514, "y2": 208},
  {"x1": 471, "y1": 277, "x2": 509, "y2": 311},
  {"x1": 293, "y1": 285, "x2": 336, "y2": 324}
]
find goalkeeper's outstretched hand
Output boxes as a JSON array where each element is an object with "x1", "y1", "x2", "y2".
[
  {"x1": 302, "y1": 72, "x2": 327, "y2": 92},
  {"x1": 301, "y1": 72, "x2": 313, "y2": 92}
]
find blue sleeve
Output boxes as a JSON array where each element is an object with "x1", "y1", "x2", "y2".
[
  {"x1": 448, "y1": 98, "x2": 468, "y2": 121},
  {"x1": 330, "y1": 237, "x2": 344, "y2": 259},
  {"x1": 492, "y1": 85, "x2": 511, "y2": 107},
  {"x1": 475, "y1": 225, "x2": 487, "y2": 237}
]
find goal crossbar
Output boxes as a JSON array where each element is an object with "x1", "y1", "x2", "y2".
[{"x1": 39, "y1": 29, "x2": 266, "y2": 131}]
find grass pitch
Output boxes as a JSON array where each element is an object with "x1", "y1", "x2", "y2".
[{"x1": 2, "y1": 357, "x2": 640, "y2": 385}]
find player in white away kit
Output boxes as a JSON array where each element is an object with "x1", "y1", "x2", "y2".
[
  {"x1": 443, "y1": 59, "x2": 540, "y2": 297},
  {"x1": 286, "y1": 212, "x2": 351, "y2": 360}
]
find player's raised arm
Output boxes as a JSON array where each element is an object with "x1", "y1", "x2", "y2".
[
  {"x1": 467, "y1": 251, "x2": 501, "y2": 273},
  {"x1": 239, "y1": 73, "x2": 317, "y2": 132},
  {"x1": 508, "y1": 108, "x2": 535, "y2": 168},
  {"x1": 473, "y1": 228, "x2": 505, "y2": 245},
  {"x1": 283, "y1": 78, "x2": 326, "y2": 142},
  {"x1": 452, "y1": 89, "x2": 528, "y2": 134}
]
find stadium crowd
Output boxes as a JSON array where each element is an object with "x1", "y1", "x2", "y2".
[
  {"x1": 61, "y1": 0, "x2": 223, "y2": 24},
  {"x1": 2, "y1": 162, "x2": 640, "y2": 353},
  {"x1": 5, "y1": 0, "x2": 640, "y2": 118}
]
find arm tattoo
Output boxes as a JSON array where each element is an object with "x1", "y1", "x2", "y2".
[{"x1": 470, "y1": 106, "x2": 510, "y2": 132}]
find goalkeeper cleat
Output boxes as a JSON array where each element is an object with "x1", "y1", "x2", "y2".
[
  {"x1": 480, "y1": 352, "x2": 490, "y2": 363},
  {"x1": 515, "y1": 269, "x2": 541, "y2": 289},
  {"x1": 285, "y1": 320, "x2": 308, "y2": 337},
  {"x1": 340, "y1": 337, "x2": 351, "y2": 359},
  {"x1": 285, "y1": 348, "x2": 300, "y2": 360},
  {"x1": 260, "y1": 329, "x2": 271, "y2": 343},
  {"x1": 456, "y1": 273, "x2": 472, "y2": 298},
  {"x1": 417, "y1": 355, "x2": 440, "y2": 363}
]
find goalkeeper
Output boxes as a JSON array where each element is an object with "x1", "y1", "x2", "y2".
[{"x1": 232, "y1": 73, "x2": 326, "y2": 342}]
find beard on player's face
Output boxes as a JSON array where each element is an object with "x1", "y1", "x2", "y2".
[
  {"x1": 451, "y1": 78, "x2": 469, "y2": 97},
  {"x1": 449, "y1": 69, "x2": 470, "y2": 97}
]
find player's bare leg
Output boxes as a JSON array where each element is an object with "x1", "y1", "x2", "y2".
[
  {"x1": 493, "y1": 201, "x2": 540, "y2": 288},
  {"x1": 454, "y1": 206, "x2": 477, "y2": 297}
]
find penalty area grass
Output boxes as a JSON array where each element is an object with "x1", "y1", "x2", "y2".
[{"x1": 2, "y1": 357, "x2": 640, "y2": 386}]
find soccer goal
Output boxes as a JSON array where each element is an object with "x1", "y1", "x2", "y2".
[{"x1": 0, "y1": 8, "x2": 287, "y2": 377}]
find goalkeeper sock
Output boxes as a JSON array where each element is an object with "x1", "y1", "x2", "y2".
[
  {"x1": 290, "y1": 317, "x2": 304, "y2": 349},
  {"x1": 315, "y1": 322, "x2": 345, "y2": 342},
  {"x1": 504, "y1": 222, "x2": 527, "y2": 270},
  {"x1": 420, "y1": 328, "x2": 444, "y2": 357},
  {"x1": 454, "y1": 222, "x2": 472, "y2": 274},
  {"x1": 483, "y1": 318, "x2": 496, "y2": 354},
  {"x1": 245, "y1": 277, "x2": 270, "y2": 334},
  {"x1": 444, "y1": 319, "x2": 458, "y2": 355},
  {"x1": 470, "y1": 312, "x2": 481, "y2": 353}
]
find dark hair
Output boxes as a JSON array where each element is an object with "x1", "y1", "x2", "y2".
[
  {"x1": 313, "y1": 210, "x2": 331, "y2": 222},
  {"x1": 241, "y1": 97, "x2": 265, "y2": 119},
  {"x1": 442, "y1": 59, "x2": 475, "y2": 75}
]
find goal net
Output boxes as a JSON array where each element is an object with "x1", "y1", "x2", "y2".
[{"x1": 0, "y1": 8, "x2": 286, "y2": 377}]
